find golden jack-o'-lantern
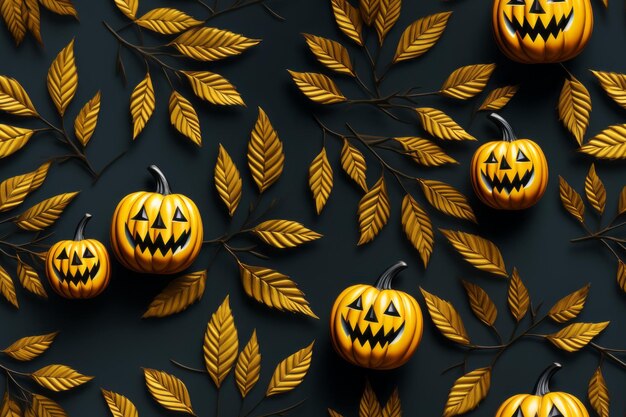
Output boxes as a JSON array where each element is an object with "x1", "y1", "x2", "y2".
[
  {"x1": 495, "y1": 363, "x2": 590, "y2": 417},
  {"x1": 111, "y1": 165, "x2": 203, "y2": 274},
  {"x1": 471, "y1": 113, "x2": 549, "y2": 210},
  {"x1": 492, "y1": 0, "x2": 593, "y2": 63},
  {"x1": 330, "y1": 261, "x2": 423, "y2": 370},
  {"x1": 46, "y1": 213, "x2": 111, "y2": 299}
]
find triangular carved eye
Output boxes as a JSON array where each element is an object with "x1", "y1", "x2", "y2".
[
  {"x1": 384, "y1": 301, "x2": 400, "y2": 317},
  {"x1": 548, "y1": 406, "x2": 563, "y2": 417},
  {"x1": 485, "y1": 152, "x2": 498, "y2": 164},
  {"x1": 132, "y1": 206, "x2": 148, "y2": 221},
  {"x1": 516, "y1": 149, "x2": 530, "y2": 162},
  {"x1": 173, "y1": 207, "x2": 187, "y2": 222},
  {"x1": 56, "y1": 249, "x2": 69, "y2": 260},
  {"x1": 513, "y1": 406, "x2": 524, "y2": 417},
  {"x1": 83, "y1": 248, "x2": 95, "y2": 258},
  {"x1": 347, "y1": 297, "x2": 362, "y2": 311}
]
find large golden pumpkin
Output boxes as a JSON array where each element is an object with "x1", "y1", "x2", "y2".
[
  {"x1": 495, "y1": 363, "x2": 589, "y2": 417},
  {"x1": 492, "y1": 0, "x2": 593, "y2": 63},
  {"x1": 330, "y1": 261, "x2": 423, "y2": 370},
  {"x1": 470, "y1": 113, "x2": 548, "y2": 210},
  {"x1": 46, "y1": 213, "x2": 111, "y2": 299},
  {"x1": 111, "y1": 165, "x2": 203, "y2": 274}
]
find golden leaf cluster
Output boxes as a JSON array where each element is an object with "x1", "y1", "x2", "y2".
[
  {"x1": 328, "y1": 381, "x2": 403, "y2": 417},
  {"x1": 0, "y1": 0, "x2": 77, "y2": 45}
]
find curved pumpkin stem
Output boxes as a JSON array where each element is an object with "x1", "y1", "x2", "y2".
[
  {"x1": 74, "y1": 213, "x2": 92, "y2": 241},
  {"x1": 374, "y1": 261, "x2": 408, "y2": 290},
  {"x1": 533, "y1": 362, "x2": 562, "y2": 395},
  {"x1": 148, "y1": 165, "x2": 172, "y2": 195},
  {"x1": 488, "y1": 113, "x2": 517, "y2": 142}
]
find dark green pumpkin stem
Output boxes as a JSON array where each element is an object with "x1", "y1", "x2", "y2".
[
  {"x1": 374, "y1": 261, "x2": 408, "y2": 290},
  {"x1": 533, "y1": 362, "x2": 562, "y2": 395},
  {"x1": 488, "y1": 113, "x2": 517, "y2": 142},
  {"x1": 74, "y1": 213, "x2": 92, "y2": 241},
  {"x1": 148, "y1": 165, "x2": 172, "y2": 195}
]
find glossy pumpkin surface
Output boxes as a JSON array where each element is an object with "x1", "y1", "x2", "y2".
[
  {"x1": 46, "y1": 214, "x2": 111, "y2": 299},
  {"x1": 471, "y1": 113, "x2": 548, "y2": 210},
  {"x1": 492, "y1": 0, "x2": 593, "y2": 63},
  {"x1": 110, "y1": 165, "x2": 203, "y2": 274},
  {"x1": 330, "y1": 261, "x2": 423, "y2": 370}
]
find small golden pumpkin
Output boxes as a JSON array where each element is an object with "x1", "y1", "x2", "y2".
[
  {"x1": 495, "y1": 363, "x2": 589, "y2": 417},
  {"x1": 110, "y1": 165, "x2": 203, "y2": 274},
  {"x1": 471, "y1": 113, "x2": 548, "y2": 210},
  {"x1": 330, "y1": 261, "x2": 423, "y2": 370},
  {"x1": 492, "y1": 0, "x2": 593, "y2": 63},
  {"x1": 46, "y1": 213, "x2": 111, "y2": 299}
]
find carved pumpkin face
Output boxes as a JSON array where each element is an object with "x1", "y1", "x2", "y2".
[
  {"x1": 492, "y1": 0, "x2": 593, "y2": 63},
  {"x1": 496, "y1": 363, "x2": 589, "y2": 417},
  {"x1": 111, "y1": 165, "x2": 203, "y2": 274},
  {"x1": 330, "y1": 261, "x2": 423, "y2": 370},
  {"x1": 471, "y1": 113, "x2": 548, "y2": 210},
  {"x1": 46, "y1": 214, "x2": 111, "y2": 299}
]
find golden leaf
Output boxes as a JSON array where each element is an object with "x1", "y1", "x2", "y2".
[
  {"x1": 478, "y1": 85, "x2": 519, "y2": 111},
  {"x1": 144, "y1": 368, "x2": 195, "y2": 415},
  {"x1": 619, "y1": 187, "x2": 626, "y2": 215},
  {"x1": 374, "y1": 0, "x2": 400, "y2": 44},
  {"x1": 440, "y1": 64, "x2": 495, "y2": 100},
  {"x1": 415, "y1": 108, "x2": 475, "y2": 141},
  {"x1": 0, "y1": 124, "x2": 35, "y2": 158},
  {"x1": 169, "y1": 90, "x2": 201, "y2": 146},
  {"x1": 331, "y1": 0, "x2": 363, "y2": 46},
  {"x1": 74, "y1": 91, "x2": 101, "y2": 147},
  {"x1": 394, "y1": 137, "x2": 457, "y2": 166},
  {"x1": 239, "y1": 263, "x2": 318, "y2": 318},
  {"x1": 253, "y1": 220, "x2": 322, "y2": 248},
  {"x1": 443, "y1": 368, "x2": 491, "y2": 417},
  {"x1": 31, "y1": 364, "x2": 93, "y2": 392},
  {"x1": 288, "y1": 71, "x2": 347, "y2": 104},
  {"x1": 393, "y1": 12, "x2": 451, "y2": 64},
  {"x1": 136, "y1": 8, "x2": 202, "y2": 35},
  {"x1": 102, "y1": 389, "x2": 139, "y2": 417},
  {"x1": 24, "y1": 0, "x2": 42, "y2": 45},
  {"x1": 580, "y1": 124, "x2": 626, "y2": 159},
  {"x1": 382, "y1": 388, "x2": 401, "y2": 417},
  {"x1": 183, "y1": 71, "x2": 244, "y2": 106},
  {"x1": 359, "y1": 381, "x2": 381, "y2": 417},
  {"x1": 0, "y1": 76, "x2": 38, "y2": 116},
  {"x1": 204, "y1": 295, "x2": 239, "y2": 388},
  {"x1": 309, "y1": 148, "x2": 333, "y2": 214},
  {"x1": 172, "y1": 27, "x2": 260, "y2": 62},
  {"x1": 329, "y1": 409, "x2": 345, "y2": 417},
  {"x1": 340, "y1": 139, "x2": 367, "y2": 191},
  {"x1": 17, "y1": 257, "x2": 47, "y2": 299},
  {"x1": 508, "y1": 268, "x2": 529, "y2": 322},
  {"x1": 15, "y1": 191, "x2": 79, "y2": 231},
  {"x1": 235, "y1": 330, "x2": 261, "y2": 398},
  {"x1": 588, "y1": 367, "x2": 609, "y2": 417},
  {"x1": 130, "y1": 72, "x2": 155, "y2": 140},
  {"x1": 618, "y1": 261, "x2": 626, "y2": 293},
  {"x1": 591, "y1": 70, "x2": 626, "y2": 110},
  {"x1": 359, "y1": 0, "x2": 379, "y2": 26},
  {"x1": 401, "y1": 194, "x2": 433, "y2": 267},
  {"x1": 558, "y1": 77, "x2": 591, "y2": 145},
  {"x1": 302, "y1": 34, "x2": 354, "y2": 76},
  {"x1": 47, "y1": 39, "x2": 78, "y2": 117},
  {"x1": 559, "y1": 176, "x2": 585, "y2": 223},
  {"x1": 114, "y1": 0, "x2": 138, "y2": 19},
  {"x1": 0, "y1": 162, "x2": 50, "y2": 212},
  {"x1": 1, "y1": 392, "x2": 21, "y2": 417},
  {"x1": 248, "y1": 107, "x2": 284, "y2": 192},
  {"x1": 0, "y1": 266, "x2": 18, "y2": 308},
  {"x1": 0, "y1": 0, "x2": 26, "y2": 44},
  {"x1": 548, "y1": 284, "x2": 590, "y2": 323},
  {"x1": 214, "y1": 144, "x2": 242, "y2": 216},
  {"x1": 440, "y1": 229, "x2": 507, "y2": 277},
  {"x1": 2, "y1": 332, "x2": 57, "y2": 361},
  {"x1": 584, "y1": 164, "x2": 606, "y2": 215},
  {"x1": 420, "y1": 288, "x2": 470, "y2": 345},
  {"x1": 357, "y1": 176, "x2": 390, "y2": 245},
  {"x1": 419, "y1": 179, "x2": 476, "y2": 222},
  {"x1": 266, "y1": 342, "x2": 314, "y2": 396},
  {"x1": 142, "y1": 270, "x2": 207, "y2": 318},
  {"x1": 39, "y1": 0, "x2": 77, "y2": 17},
  {"x1": 29, "y1": 394, "x2": 67, "y2": 417},
  {"x1": 547, "y1": 322, "x2": 610, "y2": 352},
  {"x1": 462, "y1": 280, "x2": 497, "y2": 327}
]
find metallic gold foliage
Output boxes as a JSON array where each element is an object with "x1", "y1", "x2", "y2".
[
  {"x1": 29, "y1": 394, "x2": 67, "y2": 417},
  {"x1": 0, "y1": 392, "x2": 21, "y2": 417},
  {"x1": 309, "y1": 148, "x2": 334, "y2": 214},
  {"x1": 266, "y1": 342, "x2": 314, "y2": 396},
  {"x1": 235, "y1": 330, "x2": 261, "y2": 398},
  {"x1": 588, "y1": 367, "x2": 610, "y2": 417},
  {"x1": 303, "y1": 34, "x2": 354, "y2": 76},
  {"x1": 358, "y1": 0, "x2": 379, "y2": 26},
  {"x1": 508, "y1": 268, "x2": 529, "y2": 322},
  {"x1": 142, "y1": 270, "x2": 207, "y2": 318},
  {"x1": 0, "y1": 125, "x2": 35, "y2": 159},
  {"x1": 172, "y1": 27, "x2": 260, "y2": 62},
  {"x1": 39, "y1": 0, "x2": 77, "y2": 18},
  {"x1": 183, "y1": 71, "x2": 244, "y2": 106},
  {"x1": 135, "y1": 8, "x2": 202, "y2": 35},
  {"x1": 248, "y1": 107, "x2": 284, "y2": 193},
  {"x1": 144, "y1": 368, "x2": 195, "y2": 415},
  {"x1": 440, "y1": 229, "x2": 507, "y2": 277},
  {"x1": 253, "y1": 220, "x2": 322, "y2": 248},
  {"x1": 15, "y1": 191, "x2": 79, "y2": 231},
  {"x1": 548, "y1": 284, "x2": 590, "y2": 323},
  {"x1": 31, "y1": 365, "x2": 93, "y2": 392},
  {"x1": 419, "y1": 180, "x2": 476, "y2": 222},
  {"x1": 394, "y1": 137, "x2": 457, "y2": 166},
  {"x1": 580, "y1": 124, "x2": 626, "y2": 159},
  {"x1": 113, "y1": 0, "x2": 138, "y2": 19},
  {"x1": 340, "y1": 138, "x2": 367, "y2": 191},
  {"x1": 2, "y1": 332, "x2": 57, "y2": 361},
  {"x1": 168, "y1": 90, "x2": 201, "y2": 146},
  {"x1": 17, "y1": 256, "x2": 47, "y2": 299},
  {"x1": 591, "y1": 70, "x2": 626, "y2": 110},
  {"x1": 328, "y1": 409, "x2": 344, "y2": 417},
  {"x1": 0, "y1": 76, "x2": 38, "y2": 116},
  {"x1": 0, "y1": 265, "x2": 18, "y2": 308},
  {"x1": 585, "y1": 164, "x2": 606, "y2": 214},
  {"x1": 288, "y1": 71, "x2": 347, "y2": 104},
  {"x1": 204, "y1": 296, "x2": 239, "y2": 388},
  {"x1": 393, "y1": 12, "x2": 451, "y2": 64},
  {"x1": 414, "y1": 108, "x2": 475, "y2": 141},
  {"x1": 23, "y1": 0, "x2": 42, "y2": 44},
  {"x1": 47, "y1": 39, "x2": 78, "y2": 117},
  {"x1": 559, "y1": 176, "x2": 585, "y2": 223},
  {"x1": 547, "y1": 322, "x2": 610, "y2": 352},
  {"x1": 331, "y1": 0, "x2": 363, "y2": 46},
  {"x1": 440, "y1": 64, "x2": 495, "y2": 100},
  {"x1": 558, "y1": 76, "x2": 591, "y2": 146},
  {"x1": 0, "y1": 162, "x2": 50, "y2": 212},
  {"x1": 130, "y1": 73, "x2": 155, "y2": 140},
  {"x1": 619, "y1": 261, "x2": 626, "y2": 293},
  {"x1": 102, "y1": 389, "x2": 139, "y2": 417},
  {"x1": 357, "y1": 176, "x2": 390, "y2": 245},
  {"x1": 374, "y1": 0, "x2": 401, "y2": 44},
  {"x1": 214, "y1": 144, "x2": 243, "y2": 216},
  {"x1": 382, "y1": 388, "x2": 401, "y2": 417},
  {"x1": 0, "y1": 0, "x2": 26, "y2": 44},
  {"x1": 401, "y1": 194, "x2": 433, "y2": 267},
  {"x1": 359, "y1": 381, "x2": 382, "y2": 417},
  {"x1": 462, "y1": 281, "x2": 497, "y2": 327},
  {"x1": 478, "y1": 85, "x2": 518, "y2": 111},
  {"x1": 443, "y1": 367, "x2": 491, "y2": 417},
  {"x1": 420, "y1": 287, "x2": 470, "y2": 345},
  {"x1": 74, "y1": 91, "x2": 101, "y2": 147}
]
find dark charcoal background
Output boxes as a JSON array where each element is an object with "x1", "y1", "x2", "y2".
[{"x1": 1, "y1": 0, "x2": 625, "y2": 416}]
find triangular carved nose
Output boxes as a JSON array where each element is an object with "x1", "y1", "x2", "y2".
[
  {"x1": 72, "y1": 252, "x2": 82, "y2": 266},
  {"x1": 500, "y1": 157, "x2": 511, "y2": 170},
  {"x1": 530, "y1": 0, "x2": 545, "y2": 14},
  {"x1": 151, "y1": 213, "x2": 166, "y2": 229},
  {"x1": 364, "y1": 306, "x2": 378, "y2": 323}
]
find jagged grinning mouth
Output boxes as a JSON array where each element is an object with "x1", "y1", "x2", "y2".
[
  {"x1": 504, "y1": 9, "x2": 574, "y2": 41},
  {"x1": 125, "y1": 223, "x2": 191, "y2": 256},
  {"x1": 481, "y1": 167, "x2": 534, "y2": 194},
  {"x1": 53, "y1": 262, "x2": 100, "y2": 285},
  {"x1": 341, "y1": 315, "x2": 405, "y2": 348}
]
